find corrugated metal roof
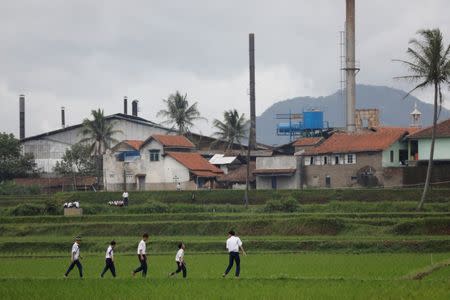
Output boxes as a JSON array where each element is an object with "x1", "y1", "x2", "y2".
[{"x1": 209, "y1": 154, "x2": 238, "y2": 165}]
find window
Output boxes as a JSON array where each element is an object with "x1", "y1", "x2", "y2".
[
  {"x1": 310, "y1": 156, "x2": 314, "y2": 165},
  {"x1": 347, "y1": 154, "x2": 353, "y2": 164},
  {"x1": 334, "y1": 156, "x2": 339, "y2": 165},
  {"x1": 149, "y1": 150, "x2": 160, "y2": 161},
  {"x1": 390, "y1": 150, "x2": 394, "y2": 163},
  {"x1": 323, "y1": 156, "x2": 328, "y2": 165},
  {"x1": 304, "y1": 156, "x2": 311, "y2": 166}
]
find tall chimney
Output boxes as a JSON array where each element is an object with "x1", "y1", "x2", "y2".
[
  {"x1": 345, "y1": 0, "x2": 356, "y2": 132},
  {"x1": 248, "y1": 33, "x2": 256, "y2": 149},
  {"x1": 61, "y1": 107, "x2": 66, "y2": 128},
  {"x1": 123, "y1": 96, "x2": 128, "y2": 115},
  {"x1": 19, "y1": 95, "x2": 25, "y2": 139},
  {"x1": 131, "y1": 100, "x2": 138, "y2": 117}
]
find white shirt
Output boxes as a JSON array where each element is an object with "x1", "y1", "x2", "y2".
[
  {"x1": 71, "y1": 242, "x2": 80, "y2": 260},
  {"x1": 137, "y1": 240, "x2": 146, "y2": 255},
  {"x1": 123, "y1": 192, "x2": 129, "y2": 198},
  {"x1": 226, "y1": 236, "x2": 242, "y2": 253},
  {"x1": 105, "y1": 245, "x2": 114, "y2": 259},
  {"x1": 175, "y1": 249, "x2": 184, "y2": 262}
]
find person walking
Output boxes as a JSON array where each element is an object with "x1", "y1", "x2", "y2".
[
  {"x1": 169, "y1": 242, "x2": 187, "y2": 278},
  {"x1": 132, "y1": 233, "x2": 148, "y2": 277},
  {"x1": 222, "y1": 230, "x2": 246, "y2": 278},
  {"x1": 122, "y1": 190, "x2": 129, "y2": 206},
  {"x1": 100, "y1": 240, "x2": 116, "y2": 278},
  {"x1": 64, "y1": 236, "x2": 83, "y2": 278}
]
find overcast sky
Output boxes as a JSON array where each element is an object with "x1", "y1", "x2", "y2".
[{"x1": 0, "y1": 0, "x2": 449, "y2": 138}]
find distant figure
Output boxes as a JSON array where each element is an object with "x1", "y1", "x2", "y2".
[
  {"x1": 122, "y1": 191, "x2": 129, "y2": 206},
  {"x1": 169, "y1": 242, "x2": 187, "y2": 278},
  {"x1": 101, "y1": 240, "x2": 116, "y2": 278},
  {"x1": 132, "y1": 233, "x2": 149, "y2": 277},
  {"x1": 176, "y1": 182, "x2": 181, "y2": 191},
  {"x1": 222, "y1": 230, "x2": 246, "y2": 278},
  {"x1": 64, "y1": 236, "x2": 83, "y2": 278}
]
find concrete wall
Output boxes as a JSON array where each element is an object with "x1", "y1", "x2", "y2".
[
  {"x1": 255, "y1": 156, "x2": 300, "y2": 190},
  {"x1": 418, "y1": 138, "x2": 450, "y2": 160},
  {"x1": 22, "y1": 119, "x2": 170, "y2": 173},
  {"x1": 382, "y1": 141, "x2": 408, "y2": 167}
]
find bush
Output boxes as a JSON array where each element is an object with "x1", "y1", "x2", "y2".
[
  {"x1": 9, "y1": 204, "x2": 43, "y2": 216},
  {"x1": 43, "y1": 199, "x2": 61, "y2": 215},
  {"x1": 0, "y1": 182, "x2": 41, "y2": 195},
  {"x1": 264, "y1": 197, "x2": 299, "y2": 213}
]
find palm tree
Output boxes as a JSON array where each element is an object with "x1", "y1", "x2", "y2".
[
  {"x1": 157, "y1": 91, "x2": 204, "y2": 134},
  {"x1": 394, "y1": 29, "x2": 450, "y2": 210},
  {"x1": 80, "y1": 109, "x2": 122, "y2": 185},
  {"x1": 213, "y1": 109, "x2": 248, "y2": 150}
]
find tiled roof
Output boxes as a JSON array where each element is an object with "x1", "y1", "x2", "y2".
[
  {"x1": 166, "y1": 152, "x2": 223, "y2": 177},
  {"x1": 253, "y1": 168, "x2": 296, "y2": 175},
  {"x1": 304, "y1": 127, "x2": 411, "y2": 155},
  {"x1": 293, "y1": 137, "x2": 323, "y2": 147},
  {"x1": 217, "y1": 162, "x2": 256, "y2": 183},
  {"x1": 408, "y1": 119, "x2": 450, "y2": 139},
  {"x1": 123, "y1": 140, "x2": 144, "y2": 150},
  {"x1": 151, "y1": 135, "x2": 195, "y2": 148}
]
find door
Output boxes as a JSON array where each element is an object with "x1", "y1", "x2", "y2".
[
  {"x1": 138, "y1": 176, "x2": 146, "y2": 191},
  {"x1": 271, "y1": 176, "x2": 277, "y2": 189},
  {"x1": 325, "y1": 175, "x2": 331, "y2": 188}
]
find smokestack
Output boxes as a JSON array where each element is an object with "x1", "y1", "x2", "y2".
[
  {"x1": 123, "y1": 96, "x2": 128, "y2": 115},
  {"x1": 131, "y1": 100, "x2": 138, "y2": 117},
  {"x1": 249, "y1": 33, "x2": 256, "y2": 149},
  {"x1": 61, "y1": 107, "x2": 66, "y2": 128},
  {"x1": 19, "y1": 95, "x2": 25, "y2": 139},
  {"x1": 345, "y1": 0, "x2": 356, "y2": 132}
]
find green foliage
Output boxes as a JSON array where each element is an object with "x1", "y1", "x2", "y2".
[
  {"x1": 213, "y1": 109, "x2": 248, "y2": 150},
  {"x1": 0, "y1": 133, "x2": 37, "y2": 181},
  {"x1": 157, "y1": 91, "x2": 205, "y2": 134},
  {"x1": 0, "y1": 182, "x2": 41, "y2": 195},
  {"x1": 264, "y1": 197, "x2": 299, "y2": 212},
  {"x1": 9, "y1": 203, "x2": 43, "y2": 216},
  {"x1": 53, "y1": 143, "x2": 96, "y2": 176}
]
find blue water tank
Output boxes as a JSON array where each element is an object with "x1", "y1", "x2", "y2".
[
  {"x1": 277, "y1": 122, "x2": 301, "y2": 133},
  {"x1": 303, "y1": 111, "x2": 323, "y2": 130}
]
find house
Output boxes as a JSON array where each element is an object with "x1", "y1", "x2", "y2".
[
  {"x1": 216, "y1": 161, "x2": 256, "y2": 189},
  {"x1": 300, "y1": 127, "x2": 414, "y2": 188},
  {"x1": 253, "y1": 156, "x2": 300, "y2": 189},
  {"x1": 103, "y1": 135, "x2": 223, "y2": 191},
  {"x1": 209, "y1": 154, "x2": 243, "y2": 174}
]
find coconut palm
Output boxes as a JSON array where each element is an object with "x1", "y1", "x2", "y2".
[
  {"x1": 157, "y1": 91, "x2": 204, "y2": 134},
  {"x1": 394, "y1": 29, "x2": 450, "y2": 210},
  {"x1": 213, "y1": 109, "x2": 248, "y2": 150},
  {"x1": 79, "y1": 109, "x2": 122, "y2": 184}
]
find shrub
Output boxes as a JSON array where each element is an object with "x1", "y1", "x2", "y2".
[
  {"x1": 264, "y1": 197, "x2": 299, "y2": 213},
  {"x1": 0, "y1": 182, "x2": 41, "y2": 195},
  {"x1": 9, "y1": 203, "x2": 43, "y2": 216}
]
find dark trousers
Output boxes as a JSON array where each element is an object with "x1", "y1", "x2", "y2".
[
  {"x1": 101, "y1": 258, "x2": 116, "y2": 277},
  {"x1": 171, "y1": 262, "x2": 187, "y2": 278},
  {"x1": 224, "y1": 252, "x2": 240, "y2": 277},
  {"x1": 65, "y1": 259, "x2": 83, "y2": 277},
  {"x1": 123, "y1": 198, "x2": 128, "y2": 206},
  {"x1": 133, "y1": 255, "x2": 147, "y2": 277}
]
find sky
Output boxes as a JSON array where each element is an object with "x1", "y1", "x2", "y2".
[{"x1": 0, "y1": 0, "x2": 449, "y2": 138}]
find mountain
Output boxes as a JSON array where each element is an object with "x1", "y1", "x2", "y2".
[{"x1": 256, "y1": 84, "x2": 450, "y2": 146}]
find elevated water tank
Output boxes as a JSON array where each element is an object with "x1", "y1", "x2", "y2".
[
  {"x1": 277, "y1": 122, "x2": 302, "y2": 133},
  {"x1": 303, "y1": 111, "x2": 324, "y2": 130}
]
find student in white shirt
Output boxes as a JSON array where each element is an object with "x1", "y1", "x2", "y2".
[
  {"x1": 169, "y1": 242, "x2": 187, "y2": 278},
  {"x1": 101, "y1": 240, "x2": 116, "y2": 278},
  {"x1": 223, "y1": 230, "x2": 246, "y2": 278},
  {"x1": 64, "y1": 236, "x2": 83, "y2": 278},
  {"x1": 122, "y1": 191, "x2": 129, "y2": 206},
  {"x1": 132, "y1": 233, "x2": 148, "y2": 277}
]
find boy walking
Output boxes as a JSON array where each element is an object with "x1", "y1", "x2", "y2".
[
  {"x1": 64, "y1": 236, "x2": 83, "y2": 278},
  {"x1": 223, "y1": 230, "x2": 246, "y2": 278},
  {"x1": 101, "y1": 240, "x2": 116, "y2": 278},
  {"x1": 169, "y1": 242, "x2": 187, "y2": 278},
  {"x1": 132, "y1": 233, "x2": 148, "y2": 277}
]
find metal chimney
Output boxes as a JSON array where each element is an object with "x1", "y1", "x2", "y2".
[
  {"x1": 19, "y1": 95, "x2": 25, "y2": 139},
  {"x1": 249, "y1": 33, "x2": 256, "y2": 149},
  {"x1": 345, "y1": 0, "x2": 357, "y2": 132},
  {"x1": 131, "y1": 100, "x2": 138, "y2": 117},
  {"x1": 61, "y1": 107, "x2": 66, "y2": 128},
  {"x1": 123, "y1": 96, "x2": 128, "y2": 115}
]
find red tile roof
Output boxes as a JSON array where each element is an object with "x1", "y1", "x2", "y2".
[
  {"x1": 293, "y1": 137, "x2": 323, "y2": 147},
  {"x1": 148, "y1": 135, "x2": 195, "y2": 148},
  {"x1": 217, "y1": 162, "x2": 256, "y2": 183},
  {"x1": 166, "y1": 152, "x2": 223, "y2": 177},
  {"x1": 253, "y1": 168, "x2": 296, "y2": 175},
  {"x1": 123, "y1": 140, "x2": 144, "y2": 150},
  {"x1": 304, "y1": 127, "x2": 411, "y2": 155},
  {"x1": 408, "y1": 119, "x2": 450, "y2": 139}
]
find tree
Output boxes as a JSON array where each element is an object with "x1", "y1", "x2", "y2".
[
  {"x1": 54, "y1": 143, "x2": 96, "y2": 176},
  {"x1": 157, "y1": 91, "x2": 204, "y2": 134},
  {"x1": 0, "y1": 133, "x2": 36, "y2": 181},
  {"x1": 79, "y1": 109, "x2": 121, "y2": 185},
  {"x1": 394, "y1": 29, "x2": 450, "y2": 210},
  {"x1": 213, "y1": 109, "x2": 248, "y2": 150}
]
